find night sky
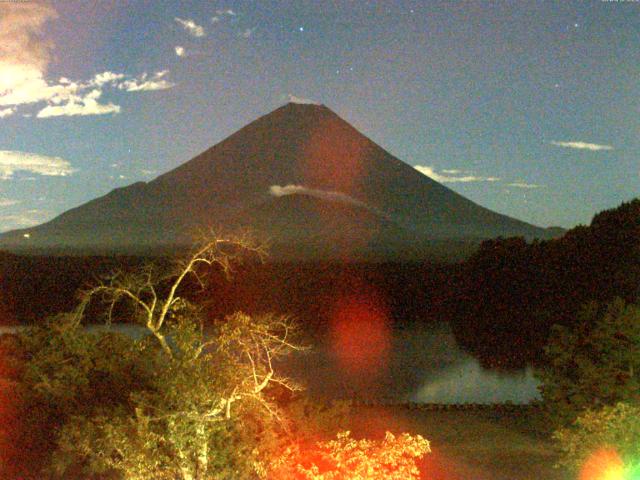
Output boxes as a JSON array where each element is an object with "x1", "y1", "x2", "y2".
[{"x1": 1, "y1": 1, "x2": 638, "y2": 232}]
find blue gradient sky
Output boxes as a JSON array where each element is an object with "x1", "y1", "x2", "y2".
[{"x1": 0, "y1": 1, "x2": 638, "y2": 231}]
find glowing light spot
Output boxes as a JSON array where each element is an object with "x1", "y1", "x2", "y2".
[
  {"x1": 329, "y1": 290, "x2": 391, "y2": 377},
  {"x1": 302, "y1": 114, "x2": 368, "y2": 197},
  {"x1": 22, "y1": 233, "x2": 30, "y2": 239},
  {"x1": 580, "y1": 448, "x2": 625, "y2": 480},
  {"x1": 625, "y1": 463, "x2": 640, "y2": 479}
]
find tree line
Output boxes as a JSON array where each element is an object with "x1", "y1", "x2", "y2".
[{"x1": 447, "y1": 198, "x2": 640, "y2": 368}]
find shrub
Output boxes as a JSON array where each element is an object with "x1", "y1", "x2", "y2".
[
  {"x1": 270, "y1": 431, "x2": 430, "y2": 479},
  {"x1": 554, "y1": 402, "x2": 640, "y2": 475}
]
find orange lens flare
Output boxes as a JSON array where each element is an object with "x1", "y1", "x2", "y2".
[
  {"x1": 580, "y1": 448, "x2": 625, "y2": 480},
  {"x1": 302, "y1": 115, "x2": 368, "y2": 193},
  {"x1": 329, "y1": 290, "x2": 391, "y2": 378}
]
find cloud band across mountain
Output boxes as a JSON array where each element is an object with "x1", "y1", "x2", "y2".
[
  {"x1": 0, "y1": 3, "x2": 175, "y2": 118},
  {"x1": 269, "y1": 184, "x2": 369, "y2": 208}
]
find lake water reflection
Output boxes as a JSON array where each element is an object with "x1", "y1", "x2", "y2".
[
  {"x1": 1, "y1": 322, "x2": 541, "y2": 404},
  {"x1": 282, "y1": 322, "x2": 541, "y2": 404}
]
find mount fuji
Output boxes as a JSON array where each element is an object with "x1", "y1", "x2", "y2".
[{"x1": 0, "y1": 102, "x2": 554, "y2": 258}]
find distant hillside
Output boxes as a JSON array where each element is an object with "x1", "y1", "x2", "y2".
[
  {"x1": 447, "y1": 198, "x2": 640, "y2": 368},
  {"x1": 0, "y1": 102, "x2": 554, "y2": 258}
]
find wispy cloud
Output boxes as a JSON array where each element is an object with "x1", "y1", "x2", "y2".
[
  {"x1": 0, "y1": 3, "x2": 57, "y2": 72},
  {"x1": 0, "y1": 214, "x2": 38, "y2": 228},
  {"x1": 175, "y1": 46, "x2": 186, "y2": 57},
  {"x1": 0, "y1": 198, "x2": 19, "y2": 207},
  {"x1": 507, "y1": 182, "x2": 542, "y2": 189},
  {"x1": 211, "y1": 9, "x2": 235, "y2": 25},
  {"x1": 0, "y1": 3, "x2": 59, "y2": 108},
  {"x1": 269, "y1": 184, "x2": 369, "y2": 209},
  {"x1": 415, "y1": 165, "x2": 500, "y2": 183},
  {"x1": 92, "y1": 71, "x2": 125, "y2": 86},
  {"x1": 0, "y1": 150, "x2": 76, "y2": 179},
  {"x1": 550, "y1": 141, "x2": 613, "y2": 151},
  {"x1": 0, "y1": 209, "x2": 48, "y2": 231},
  {"x1": 287, "y1": 94, "x2": 320, "y2": 105},
  {"x1": 118, "y1": 71, "x2": 175, "y2": 92},
  {"x1": 175, "y1": 17, "x2": 205, "y2": 37},
  {"x1": 36, "y1": 89, "x2": 120, "y2": 118},
  {"x1": 240, "y1": 28, "x2": 255, "y2": 39}
]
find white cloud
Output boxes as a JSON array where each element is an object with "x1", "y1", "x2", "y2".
[
  {"x1": 175, "y1": 46, "x2": 186, "y2": 57},
  {"x1": 0, "y1": 4, "x2": 174, "y2": 117},
  {"x1": 0, "y1": 150, "x2": 76, "y2": 179},
  {"x1": 140, "y1": 169, "x2": 157, "y2": 176},
  {"x1": 550, "y1": 141, "x2": 613, "y2": 151},
  {"x1": 0, "y1": 209, "x2": 47, "y2": 231},
  {"x1": 287, "y1": 94, "x2": 321, "y2": 105},
  {"x1": 269, "y1": 184, "x2": 369, "y2": 209},
  {"x1": 0, "y1": 214, "x2": 39, "y2": 228},
  {"x1": 0, "y1": 3, "x2": 57, "y2": 103},
  {"x1": 415, "y1": 165, "x2": 500, "y2": 183},
  {"x1": 0, "y1": 3, "x2": 80, "y2": 112},
  {"x1": 507, "y1": 182, "x2": 542, "y2": 189},
  {"x1": 0, "y1": 68, "x2": 84, "y2": 109},
  {"x1": 37, "y1": 89, "x2": 120, "y2": 118},
  {"x1": 118, "y1": 71, "x2": 175, "y2": 92},
  {"x1": 175, "y1": 17, "x2": 205, "y2": 37},
  {"x1": 241, "y1": 28, "x2": 255, "y2": 39},
  {"x1": 0, "y1": 198, "x2": 19, "y2": 207},
  {"x1": 211, "y1": 9, "x2": 235, "y2": 25},
  {"x1": 91, "y1": 71, "x2": 125, "y2": 86}
]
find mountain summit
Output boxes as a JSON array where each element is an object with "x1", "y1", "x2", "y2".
[{"x1": 0, "y1": 103, "x2": 552, "y2": 258}]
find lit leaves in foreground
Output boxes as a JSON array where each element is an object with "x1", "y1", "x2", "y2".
[
  {"x1": 8, "y1": 234, "x2": 431, "y2": 479},
  {"x1": 271, "y1": 431, "x2": 430, "y2": 480}
]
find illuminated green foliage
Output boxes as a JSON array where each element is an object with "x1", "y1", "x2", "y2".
[
  {"x1": 537, "y1": 298, "x2": 640, "y2": 427},
  {"x1": 5, "y1": 236, "x2": 432, "y2": 479},
  {"x1": 17, "y1": 307, "x2": 304, "y2": 480},
  {"x1": 9, "y1": 237, "x2": 308, "y2": 480},
  {"x1": 553, "y1": 402, "x2": 640, "y2": 474},
  {"x1": 538, "y1": 297, "x2": 640, "y2": 473}
]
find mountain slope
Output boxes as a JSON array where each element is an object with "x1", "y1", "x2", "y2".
[{"x1": 0, "y1": 102, "x2": 551, "y2": 256}]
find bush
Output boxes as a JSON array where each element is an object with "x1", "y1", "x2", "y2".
[
  {"x1": 536, "y1": 298, "x2": 640, "y2": 427},
  {"x1": 553, "y1": 402, "x2": 640, "y2": 475},
  {"x1": 1, "y1": 237, "x2": 433, "y2": 480},
  {"x1": 270, "y1": 431, "x2": 430, "y2": 479}
]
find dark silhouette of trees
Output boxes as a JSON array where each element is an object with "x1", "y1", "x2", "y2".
[{"x1": 449, "y1": 198, "x2": 640, "y2": 368}]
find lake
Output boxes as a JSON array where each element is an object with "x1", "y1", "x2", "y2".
[
  {"x1": 282, "y1": 321, "x2": 541, "y2": 404},
  {"x1": 0, "y1": 321, "x2": 541, "y2": 404}
]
